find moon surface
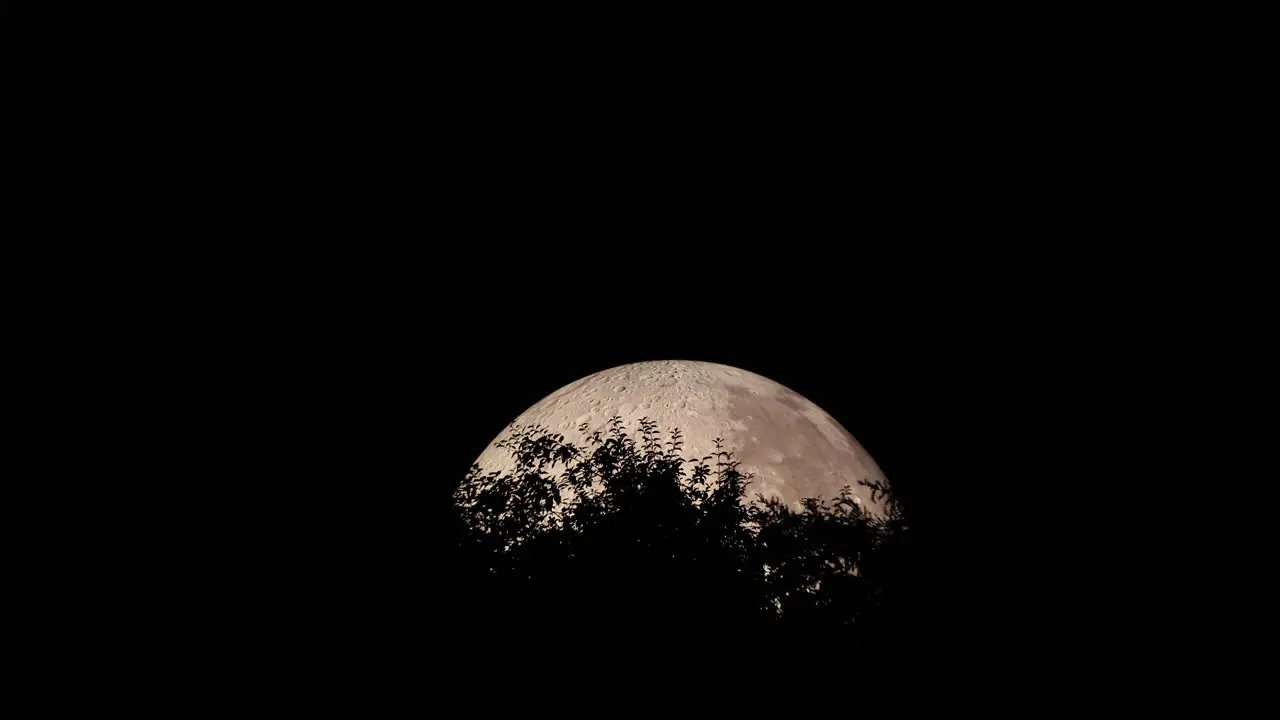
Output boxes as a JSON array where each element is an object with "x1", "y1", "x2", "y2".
[{"x1": 474, "y1": 360, "x2": 890, "y2": 517}]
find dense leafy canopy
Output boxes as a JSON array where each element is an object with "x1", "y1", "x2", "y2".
[{"x1": 451, "y1": 417, "x2": 912, "y2": 642}]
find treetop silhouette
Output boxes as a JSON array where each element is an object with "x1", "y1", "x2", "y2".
[{"x1": 451, "y1": 415, "x2": 912, "y2": 639}]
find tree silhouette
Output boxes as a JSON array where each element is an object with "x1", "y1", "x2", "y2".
[{"x1": 450, "y1": 416, "x2": 914, "y2": 647}]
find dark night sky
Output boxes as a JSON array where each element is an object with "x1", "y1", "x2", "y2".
[{"x1": 20, "y1": 4, "x2": 1226, "y2": 670}]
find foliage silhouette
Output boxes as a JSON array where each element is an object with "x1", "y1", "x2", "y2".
[{"x1": 451, "y1": 416, "x2": 914, "y2": 645}]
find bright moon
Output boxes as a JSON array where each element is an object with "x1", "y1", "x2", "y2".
[{"x1": 474, "y1": 360, "x2": 890, "y2": 517}]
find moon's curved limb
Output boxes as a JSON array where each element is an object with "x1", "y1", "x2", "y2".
[{"x1": 474, "y1": 360, "x2": 889, "y2": 517}]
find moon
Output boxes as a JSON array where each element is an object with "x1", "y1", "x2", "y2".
[{"x1": 474, "y1": 360, "x2": 890, "y2": 517}]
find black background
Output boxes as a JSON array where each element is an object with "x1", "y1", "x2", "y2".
[{"x1": 17, "y1": 3, "x2": 1230, "y2": 684}]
